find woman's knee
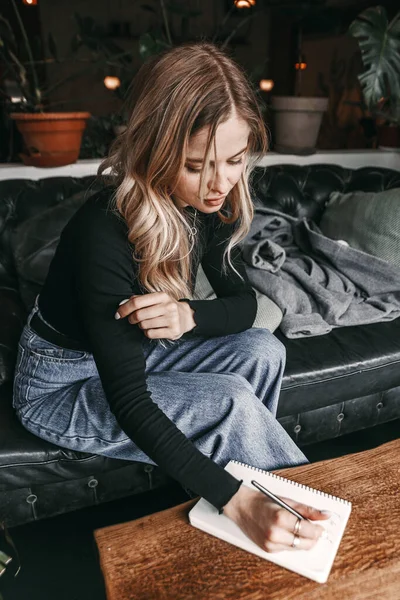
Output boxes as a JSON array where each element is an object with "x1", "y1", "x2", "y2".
[{"x1": 231, "y1": 328, "x2": 286, "y2": 366}]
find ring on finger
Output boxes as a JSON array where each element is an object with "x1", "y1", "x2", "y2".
[
  {"x1": 293, "y1": 517, "x2": 301, "y2": 536},
  {"x1": 291, "y1": 533, "x2": 300, "y2": 548}
]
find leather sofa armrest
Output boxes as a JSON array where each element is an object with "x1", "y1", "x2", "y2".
[{"x1": 0, "y1": 289, "x2": 27, "y2": 387}]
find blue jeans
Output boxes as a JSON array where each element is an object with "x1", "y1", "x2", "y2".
[{"x1": 13, "y1": 304, "x2": 307, "y2": 475}]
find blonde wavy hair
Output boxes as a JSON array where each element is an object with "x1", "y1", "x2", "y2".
[{"x1": 99, "y1": 42, "x2": 267, "y2": 300}]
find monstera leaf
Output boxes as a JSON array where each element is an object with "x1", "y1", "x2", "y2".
[{"x1": 349, "y1": 6, "x2": 400, "y2": 114}]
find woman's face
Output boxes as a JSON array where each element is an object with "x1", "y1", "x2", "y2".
[{"x1": 173, "y1": 113, "x2": 250, "y2": 213}]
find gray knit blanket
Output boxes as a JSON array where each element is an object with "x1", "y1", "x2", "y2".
[{"x1": 242, "y1": 208, "x2": 400, "y2": 338}]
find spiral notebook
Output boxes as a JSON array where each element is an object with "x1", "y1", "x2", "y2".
[{"x1": 189, "y1": 460, "x2": 352, "y2": 583}]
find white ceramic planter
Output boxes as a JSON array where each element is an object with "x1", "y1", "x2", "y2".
[{"x1": 271, "y1": 96, "x2": 329, "y2": 155}]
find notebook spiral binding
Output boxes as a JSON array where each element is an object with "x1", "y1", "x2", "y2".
[{"x1": 231, "y1": 460, "x2": 351, "y2": 505}]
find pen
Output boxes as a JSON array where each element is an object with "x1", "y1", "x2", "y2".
[{"x1": 251, "y1": 479, "x2": 311, "y2": 523}]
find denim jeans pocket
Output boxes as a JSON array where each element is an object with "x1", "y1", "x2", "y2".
[{"x1": 14, "y1": 327, "x2": 94, "y2": 417}]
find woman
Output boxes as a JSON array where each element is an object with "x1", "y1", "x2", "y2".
[{"x1": 13, "y1": 43, "x2": 327, "y2": 553}]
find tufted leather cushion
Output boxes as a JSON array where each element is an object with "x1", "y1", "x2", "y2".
[
  {"x1": 0, "y1": 289, "x2": 26, "y2": 385},
  {"x1": 276, "y1": 318, "x2": 400, "y2": 417},
  {"x1": 12, "y1": 189, "x2": 97, "y2": 312},
  {"x1": 251, "y1": 165, "x2": 400, "y2": 222},
  {"x1": 0, "y1": 176, "x2": 101, "y2": 287}
]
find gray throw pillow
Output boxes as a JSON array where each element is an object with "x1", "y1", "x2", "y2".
[
  {"x1": 319, "y1": 188, "x2": 400, "y2": 266},
  {"x1": 194, "y1": 265, "x2": 283, "y2": 333},
  {"x1": 12, "y1": 189, "x2": 96, "y2": 311}
]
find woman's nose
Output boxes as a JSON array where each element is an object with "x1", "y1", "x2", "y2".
[{"x1": 208, "y1": 167, "x2": 228, "y2": 194}]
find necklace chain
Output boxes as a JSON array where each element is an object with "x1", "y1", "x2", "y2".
[{"x1": 189, "y1": 209, "x2": 197, "y2": 242}]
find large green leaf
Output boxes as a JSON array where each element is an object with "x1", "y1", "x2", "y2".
[{"x1": 349, "y1": 6, "x2": 400, "y2": 111}]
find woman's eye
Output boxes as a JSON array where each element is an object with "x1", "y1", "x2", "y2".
[
  {"x1": 185, "y1": 157, "x2": 243, "y2": 173},
  {"x1": 185, "y1": 165, "x2": 201, "y2": 174}
]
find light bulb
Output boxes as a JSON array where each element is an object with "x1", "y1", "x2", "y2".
[
  {"x1": 234, "y1": 0, "x2": 255, "y2": 8},
  {"x1": 259, "y1": 79, "x2": 274, "y2": 92},
  {"x1": 104, "y1": 76, "x2": 121, "y2": 90}
]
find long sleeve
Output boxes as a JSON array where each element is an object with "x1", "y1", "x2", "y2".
[
  {"x1": 187, "y1": 213, "x2": 257, "y2": 336},
  {"x1": 65, "y1": 197, "x2": 241, "y2": 510}
]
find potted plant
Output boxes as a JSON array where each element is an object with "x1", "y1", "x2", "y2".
[
  {"x1": 271, "y1": 96, "x2": 329, "y2": 155},
  {"x1": 0, "y1": 1, "x2": 90, "y2": 167},
  {"x1": 349, "y1": 5, "x2": 400, "y2": 150},
  {"x1": 271, "y1": 8, "x2": 329, "y2": 155}
]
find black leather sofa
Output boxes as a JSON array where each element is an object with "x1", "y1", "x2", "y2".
[{"x1": 1, "y1": 164, "x2": 400, "y2": 527}]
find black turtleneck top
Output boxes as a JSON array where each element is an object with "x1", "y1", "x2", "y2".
[{"x1": 38, "y1": 189, "x2": 257, "y2": 510}]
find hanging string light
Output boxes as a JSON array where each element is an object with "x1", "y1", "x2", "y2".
[
  {"x1": 234, "y1": 0, "x2": 256, "y2": 8},
  {"x1": 259, "y1": 79, "x2": 274, "y2": 92},
  {"x1": 295, "y1": 61, "x2": 307, "y2": 71},
  {"x1": 104, "y1": 76, "x2": 121, "y2": 90},
  {"x1": 22, "y1": 0, "x2": 38, "y2": 4}
]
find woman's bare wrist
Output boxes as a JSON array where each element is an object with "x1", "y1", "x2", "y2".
[{"x1": 222, "y1": 484, "x2": 257, "y2": 522}]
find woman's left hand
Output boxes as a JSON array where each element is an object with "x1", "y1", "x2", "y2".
[{"x1": 115, "y1": 292, "x2": 196, "y2": 340}]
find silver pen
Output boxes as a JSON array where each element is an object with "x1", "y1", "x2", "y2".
[{"x1": 251, "y1": 479, "x2": 312, "y2": 522}]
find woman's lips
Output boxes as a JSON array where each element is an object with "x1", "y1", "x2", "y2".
[{"x1": 204, "y1": 196, "x2": 225, "y2": 205}]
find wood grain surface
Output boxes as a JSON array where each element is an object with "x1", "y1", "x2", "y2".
[{"x1": 94, "y1": 438, "x2": 400, "y2": 600}]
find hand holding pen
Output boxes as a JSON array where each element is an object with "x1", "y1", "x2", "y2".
[
  {"x1": 223, "y1": 480, "x2": 331, "y2": 554},
  {"x1": 251, "y1": 480, "x2": 331, "y2": 549}
]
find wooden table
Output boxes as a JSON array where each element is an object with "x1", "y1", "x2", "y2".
[{"x1": 95, "y1": 439, "x2": 400, "y2": 599}]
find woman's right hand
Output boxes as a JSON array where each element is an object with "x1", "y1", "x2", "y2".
[{"x1": 223, "y1": 484, "x2": 330, "y2": 553}]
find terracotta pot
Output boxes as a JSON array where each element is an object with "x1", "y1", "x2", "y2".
[
  {"x1": 10, "y1": 112, "x2": 91, "y2": 167},
  {"x1": 377, "y1": 125, "x2": 400, "y2": 151},
  {"x1": 271, "y1": 97, "x2": 329, "y2": 155}
]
